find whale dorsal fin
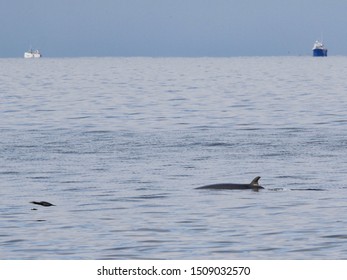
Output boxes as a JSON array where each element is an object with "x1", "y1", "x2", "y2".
[{"x1": 250, "y1": 176, "x2": 261, "y2": 186}]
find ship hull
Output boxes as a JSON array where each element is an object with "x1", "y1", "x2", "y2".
[{"x1": 313, "y1": 48, "x2": 327, "y2": 57}]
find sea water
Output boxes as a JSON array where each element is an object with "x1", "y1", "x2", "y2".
[{"x1": 1, "y1": 57, "x2": 346, "y2": 259}]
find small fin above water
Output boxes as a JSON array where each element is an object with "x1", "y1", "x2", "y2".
[
  {"x1": 250, "y1": 176, "x2": 261, "y2": 186},
  {"x1": 30, "y1": 201, "x2": 55, "y2": 207}
]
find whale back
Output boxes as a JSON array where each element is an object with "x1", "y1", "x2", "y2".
[{"x1": 196, "y1": 176, "x2": 263, "y2": 190}]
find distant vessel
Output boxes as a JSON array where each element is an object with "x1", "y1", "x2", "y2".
[
  {"x1": 312, "y1": 40, "x2": 327, "y2": 57},
  {"x1": 24, "y1": 49, "x2": 42, "y2": 58}
]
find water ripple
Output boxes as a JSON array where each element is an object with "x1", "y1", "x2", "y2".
[{"x1": 1, "y1": 57, "x2": 347, "y2": 259}]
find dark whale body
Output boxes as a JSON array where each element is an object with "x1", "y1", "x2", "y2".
[
  {"x1": 196, "y1": 176, "x2": 263, "y2": 191},
  {"x1": 30, "y1": 201, "x2": 55, "y2": 207}
]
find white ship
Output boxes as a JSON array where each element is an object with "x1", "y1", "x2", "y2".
[{"x1": 24, "y1": 49, "x2": 42, "y2": 58}]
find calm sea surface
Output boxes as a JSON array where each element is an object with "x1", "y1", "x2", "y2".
[{"x1": 1, "y1": 57, "x2": 347, "y2": 259}]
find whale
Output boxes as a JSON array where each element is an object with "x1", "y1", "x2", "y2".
[
  {"x1": 30, "y1": 201, "x2": 55, "y2": 207},
  {"x1": 196, "y1": 176, "x2": 264, "y2": 191}
]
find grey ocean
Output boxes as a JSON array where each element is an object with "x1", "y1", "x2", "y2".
[{"x1": 1, "y1": 57, "x2": 346, "y2": 259}]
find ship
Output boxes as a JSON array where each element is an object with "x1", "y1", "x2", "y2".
[
  {"x1": 312, "y1": 40, "x2": 327, "y2": 57},
  {"x1": 24, "y1": 49, "x2": 42, "y2": 58}
]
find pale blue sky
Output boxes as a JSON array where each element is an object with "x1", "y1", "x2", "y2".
[{"x1": 1, "y1": 0, "x2": 346, "y2": 57}]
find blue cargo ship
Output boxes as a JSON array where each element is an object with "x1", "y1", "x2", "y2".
[{"x1": 312, "y1": 40, "x2": 327, "y2": 57}]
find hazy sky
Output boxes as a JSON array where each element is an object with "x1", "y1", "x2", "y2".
[{"x1": 1, "y1": 0, "x2": 347, "y2": 57}]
